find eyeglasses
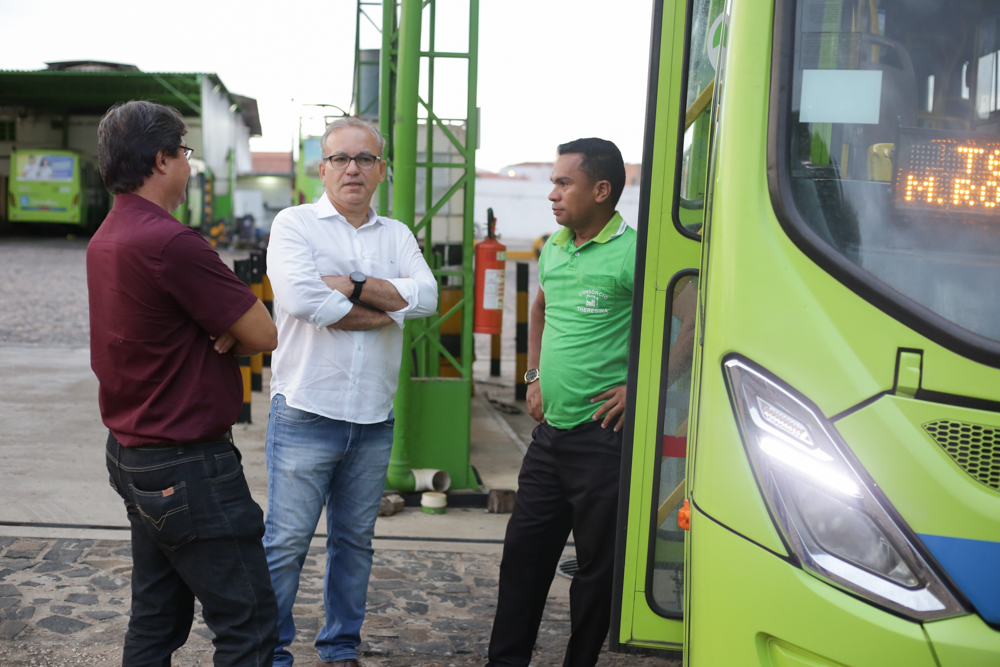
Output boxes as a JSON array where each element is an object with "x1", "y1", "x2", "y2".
[
  {"x1": 179, "y1": 145, "x2": 194, "y2": 160},
  {"x1": 322, "y1": 153, "x2": 380, "y2": 170}
]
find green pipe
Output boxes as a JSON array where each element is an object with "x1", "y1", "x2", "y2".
[
  {"x1": 386, "y1": 0, "x2": 422, "y2": 493},
  {"x1": 377, "y1": 0, "x2": 395, "y2": 217},
  {"x1": 461, "y1": 0, "x2": 479, "y2": 382},
  {"x1": 421, "y1": 0, "x2": 436, "y2": 380}
]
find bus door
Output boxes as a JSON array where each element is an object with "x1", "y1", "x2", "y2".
[{"x1": 612, "y1": 0, "x2": 726, "y2": 654}]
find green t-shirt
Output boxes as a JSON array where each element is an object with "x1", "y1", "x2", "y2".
[{"x1": 538, "y1": 212, "x2": 636, "y2": 429}]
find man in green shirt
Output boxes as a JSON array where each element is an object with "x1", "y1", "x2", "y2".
[{"x1": 487, "y1": 138, "x2": 636, "y2": 667}]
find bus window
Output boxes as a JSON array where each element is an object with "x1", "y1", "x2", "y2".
[
  {"x1": 675, "y1": 0, "x2": 725, "y2": 236},
  {"x1": 775, "y1": 0, "x2": 1000, "y2": 351},
  {"x1": 648, "y1": 271, "x2": 698, "y2": 616}
]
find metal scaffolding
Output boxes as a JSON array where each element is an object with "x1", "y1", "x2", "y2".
[{"x1": 355, "y1": 0, "x2": 480, "y2": 491}]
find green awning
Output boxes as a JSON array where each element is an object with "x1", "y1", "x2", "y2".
[{"x1": 0, "y1": 70, "x2": 213, "y2": 117}]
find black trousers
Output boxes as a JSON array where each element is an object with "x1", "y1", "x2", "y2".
[
  {"x1": 106, "y1": 432, "x2": 278, "y2": 667},
  {"x1": 488, "y1": 420, "x2": 623, "y2": 667}
]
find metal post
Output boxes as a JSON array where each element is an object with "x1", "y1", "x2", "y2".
[
  {"x1": 386, "y1": 0, "x2": 422, "y2": 492},
  {"x1": 420, "y1": 0, "x2": 437, "y2": 379},
  {"x1": 353, "y1": 0, "x2": 362, "y2": 116},
  {"x1": 490, "y1": 334, "x2": 501, "y2": 376},
  {"x1": 260, "y1": 249, "x2": 274, "y2": 368},
  {"x1": 377, "y1": 0, "x2": 396, "y2": 217},
  {"x1": 248, "y1": 250, "x2": 264, "y2": 391},
  {"x1": 515, "y1": 262, "x2": 528, "y2": 400},
  {"x1": 356, "y1": 0, "x2": 480, "y2": 490},
  {"x1": 461, "y1": 0, "x2": 480, "y2": 383}
]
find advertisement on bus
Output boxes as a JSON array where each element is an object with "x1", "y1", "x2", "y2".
[{"x1": 16, "y1": 152, "x2": 75, "y2": 183}]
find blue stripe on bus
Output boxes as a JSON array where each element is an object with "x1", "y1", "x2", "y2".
[{"x1": 918, "y1": 533, "x2": 1000, "y2": 625}]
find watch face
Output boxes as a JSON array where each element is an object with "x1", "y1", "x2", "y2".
[
  {"x1": 525, "y1": 368, "x2": 539, "y2": 383},
  {"x1": 350, "y1": 271, "x2": 366, "y2": 283}
]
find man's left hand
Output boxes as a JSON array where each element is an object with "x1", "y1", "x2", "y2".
[
  {"x1": 591, "y1": 385, "x2": 627, "y2": 432},
  {"x1": 211, "y1": 331, "x2": 237, "y2": 354}
]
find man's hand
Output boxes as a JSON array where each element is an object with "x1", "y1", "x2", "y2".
[
  {"x1": 211, "y1": 331, "x2": 237, "y2": 354},
  {"x1": 215, "y1": 300, "x2": 277, "y2": 357},
  {"x1": 591, "y1": 385, "x2": 627, "y2": 432},
  {"x1": 526, "y1": 381, "x2": 545, "y2": 423}
]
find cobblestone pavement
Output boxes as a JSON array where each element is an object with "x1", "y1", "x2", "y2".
[
  {"x1": 0, "y1": 238, "x2": 91, "y2": 347},
  {"x1": 0, "y1": 536, "x2": 679, "y2": 667},
  {"x1": 0, "y1": 237, "x2": 246, "y2": 348},
  {"x1": 0, "y1": 237, "x2": 539, "y2": 380}
]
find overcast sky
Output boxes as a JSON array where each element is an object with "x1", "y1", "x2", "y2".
[{"x1": 0, "y1": 0, "x2": 654, "y2": 173}]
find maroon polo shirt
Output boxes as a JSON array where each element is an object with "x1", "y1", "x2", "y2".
[{"x1": 87, "y1": 193, "x2": 258, "y2": 447}]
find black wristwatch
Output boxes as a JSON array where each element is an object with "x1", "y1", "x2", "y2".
[
  {"x1": 524, "y1": 368, "x2": 540, "y2": 384},
  {"x1": 350, "y1": 272, "x2": 367, "y2": 301}
]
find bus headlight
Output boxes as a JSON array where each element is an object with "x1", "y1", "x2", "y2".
[{"x1": 723, "y1": 357, "x2": 965, "y2": 621}]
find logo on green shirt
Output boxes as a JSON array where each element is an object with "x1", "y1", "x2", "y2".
[{"x1": 578, "y1": 289, "x2": 610, "y2": 314}]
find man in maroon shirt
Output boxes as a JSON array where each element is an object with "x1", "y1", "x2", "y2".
[{"x1": 88, "y1": 100, "x2": 279, "y2": 666}]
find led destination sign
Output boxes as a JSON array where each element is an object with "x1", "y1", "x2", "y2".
[{"x1": 894, "y1": 130, "x2": 1000, "y2": 215}]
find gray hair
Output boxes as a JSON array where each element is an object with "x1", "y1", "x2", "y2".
[{"x1": 321, "y1": 117, "x2": 385, "y2": 157}]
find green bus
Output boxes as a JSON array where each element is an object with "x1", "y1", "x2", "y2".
[
  {"x1": 613, "y1": 0, "x2": 1000, "y2": 664},
  {"x1": 294, "y1": 135, "x2": 326, "y2": 206},
  {"x1": 8, "y1": 149, "x2": 108, "y2": 231}
]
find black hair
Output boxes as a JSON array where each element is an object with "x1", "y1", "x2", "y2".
[
  {"x1": 556, "y1": 137, "x2": 626, "y2": 207},
  {"x1": 97, "y1": 100, "x2": 187, "y2": 194}
]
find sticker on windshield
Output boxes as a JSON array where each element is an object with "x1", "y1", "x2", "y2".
[
  {"x1": 707, "y1": 14, "x2": 725, "y2": 71},
  {"x1": 799, "y1": 69, "x2": 883, "y2": 124}
]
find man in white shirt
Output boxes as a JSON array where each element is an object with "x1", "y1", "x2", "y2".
[{"x1": 263, "y1": 117, "x2": 438, "y2": 667}]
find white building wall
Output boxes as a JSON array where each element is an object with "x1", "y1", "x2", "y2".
[
  {"x1": 200, "y1": 77, "x2": 253, "y2": 191},
  {"x1": 235, "y1": 123, "x2": 253, "y2": 174},
  {"x1": 6, "y1": 117, "x2": 61, "y2": 149}
]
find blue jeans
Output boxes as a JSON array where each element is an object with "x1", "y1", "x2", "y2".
[
  {"x1": 106, "y1": 432, "x2": 278, "y2": 667},
  {"x1": 263, "y1": 394, "x2": 394, "y2": 666}
]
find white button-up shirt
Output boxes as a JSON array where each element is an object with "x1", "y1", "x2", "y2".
[{"x1": 267, "y1": 193, "x2": 438, "y2": 424}]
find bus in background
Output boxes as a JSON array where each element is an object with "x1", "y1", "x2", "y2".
[
  {"x1": 8, "y1": 149, "x2": 108, "y2": 231},
  {"x1": 293, "y1": 135, "x2": 325, "y2": 206}
]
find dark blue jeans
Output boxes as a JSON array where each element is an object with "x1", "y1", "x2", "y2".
[{"x1": 106, "y1": 432, "x2": 278, "y2": 667}]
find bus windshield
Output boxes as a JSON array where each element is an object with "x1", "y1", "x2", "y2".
[
  {"x1": 15, "y1": 152, "x2": 75, "y2": 182},
  {"x1": 781, "y1": 0, "x2": 1000, "y2": 344}
]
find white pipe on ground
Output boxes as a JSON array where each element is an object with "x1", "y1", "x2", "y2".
[{"x1": 412, "y1": 468, "x2": 451, "y2": 493}]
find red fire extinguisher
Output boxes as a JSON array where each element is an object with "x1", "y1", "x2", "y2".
[{"x1": 474, "y1": 207, "x2": 506, "y2": 334}]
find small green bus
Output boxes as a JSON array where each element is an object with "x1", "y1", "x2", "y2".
[{"x1": 8, "y1": 149, "x2": 108, "y2": 231}]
